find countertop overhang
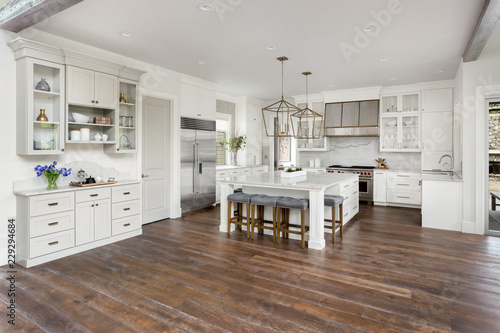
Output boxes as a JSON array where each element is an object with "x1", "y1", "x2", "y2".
[{"x1": 14, "y1": 179, "x2": 140, "y2": 197}]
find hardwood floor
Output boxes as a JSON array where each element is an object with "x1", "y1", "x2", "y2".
[{"x1": 3, "y1": 204, "x2": 500, "y2": 332}]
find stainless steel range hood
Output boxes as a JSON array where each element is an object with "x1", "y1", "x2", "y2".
[{"x1": 324, "y1": 100, "x2": 379, "y2": 137}]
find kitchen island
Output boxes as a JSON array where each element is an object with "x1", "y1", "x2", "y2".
[{"x1": 218, "y1": 171, "x2": 359, "y2": 250}]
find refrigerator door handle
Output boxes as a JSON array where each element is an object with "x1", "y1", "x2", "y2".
[
  {"x1": 192, "y1": 143, "x2": 196, "y2": 194},
  {"x1": 196, "y1": 143, "x2": 201, "y2": 192},
  {"x1": 199, "y1": 161, "x2": 203, "y2": 174}
]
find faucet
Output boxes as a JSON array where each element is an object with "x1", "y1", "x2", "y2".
[{"x1": 438, "y1": 154, "x2": 454, "y2": 177}]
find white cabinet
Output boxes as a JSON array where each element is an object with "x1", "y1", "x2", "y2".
[
  {"x1": 422, "y1": 180, "x2": 462, "y2": 231},
  {"x1": 14, "y1": 57, "x2": 66, "y2": 155},
  {"x1": 380, "y1": 113, "x2": 420, "y2": 152},
  {"x1": 380, "y1": 92, "x2": 420, "y2": 113},
  {"x1": 373, "y1": 170, "x2": 387, "y2": 204},
  {"x1": 67, "y1": 66, "x2": 117, "y2": 109},
  {"x1": 421, "y1": 88, "x2": 453, "y2": 171},
  {"x1": 75, "y1": 188, "x2": 112, "y2": 246},
  {"x1": 111, "y1": 184, "x2": 141, "y2": 236},
  {"x1": 386, "y1": 172, "x2": 421, "y2": 206},
  {"x1": 180, "y1": 83, "x2": 216, "y2": 120},
  {"x1": 422, "y1": 88, "x2": 453, "y2": 112}
]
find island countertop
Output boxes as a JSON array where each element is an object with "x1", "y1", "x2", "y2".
[{"x1": 218, "y1": 171, "x2": 357, "y2": 191}]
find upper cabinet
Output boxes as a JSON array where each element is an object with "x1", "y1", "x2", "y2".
[
  {"x1": 13, "y1": 56, "x2": 66, "y2": 155},
  {"x1": 180, "y1": 82, "x2": 216, "y2": 120},
  {"x1": 67, "y1": 66, "x2": 117, "y2": 109},
  {"x1": 422, "y1": 88, "x2": 453, "y2": 112},
  {"x1": 380, "y1": 92, "x2": 420, "y2": 113}
]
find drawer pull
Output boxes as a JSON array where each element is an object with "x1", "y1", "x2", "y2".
[
  {"x1": 397, "y1": 175, "x2": 410, "y2": 178},
  {"x1": 353, "y1": 191, "x2": 358, "y2": 195},
  {"x1": 220, "y1": 173, "x2": 226, "y2": 176},
  {"x1": 343, "y1": 213, "x2": 349, "y2": 217},
  {"x1": 397, "y1": 196, "x2": 410, "y2": 199},
  {"x1": 48, "y1": 202, "x2": 59, "y2": 206},
  {"x1": 344, "y1": 185, "x2": 349, "y2": 188},
  {"x1": 48, "y1": 241, "x2": 59, "y2": 246},
  {"x1": 354, "y1": 206, "x2": 358, "y2": 210},
  {"x1": 123, "y1": 192, "x2": 131, "y2": 195},
  {"x1": 123, "y1": 208, "x2": 131, "y2": 211},
  {"x1": 344, "y1": 196, "x2": 350, "y2": 201},
  {"x1": 397, "y1": 184, "x2": 410, "y2": 186},
  {"x1": 48, "y1": 222, "x2": 59, "y2": 226},
  {"x1": 96, "y1": 203, "x2": 99, "y2": 207},
  {"x1": 90, "y1": 194, "x2": 98, "y2": 197},
  {"x1": 124, "y1": 223, "x2": 131, "y2": 227}
]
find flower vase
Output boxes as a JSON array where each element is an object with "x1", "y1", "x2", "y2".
[
  {"x1": 44, "y1": 172, "x2": 60, "y2": 190},
  {"x1": 232, "y1": 150, "x2": 238, "y2": 166}
]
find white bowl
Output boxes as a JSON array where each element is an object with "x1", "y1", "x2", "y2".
[
  {"x1": 386, "y1": 120, "x2": 397, "y2": 126},
  {"x1": 72, "y1": 112, "x2": 89, "y2": 123},
  {"x1": 404, "y1": 120, "x2": 414, "y2": 126}
]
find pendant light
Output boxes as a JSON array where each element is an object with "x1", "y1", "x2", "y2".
[
  {"x1": 291, "y1": 72, "x2": 324, "y2": 139},
  {"x1": 262, "y1": 57, "x2": 302, "y2": 137}
]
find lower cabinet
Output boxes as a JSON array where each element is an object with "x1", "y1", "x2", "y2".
[
  {"x1": 373, "y1": 170, "x2": 387, "y2": 204},
  {"x1": 374, "y1": 170, "x2": 422, "y2": 207},
  {"x1": 75, "y1": 198, "x2": 112, "y2": 246},
  {"x1": 15, "y1": 181, "x2": 142, "y2": 267}
]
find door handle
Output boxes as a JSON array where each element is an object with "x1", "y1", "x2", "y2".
[
  {"x1": 142, "y1": 174, "x2": 149, "y2": 178},
  {"x1": 193, "y1": 143, "x2": 197, "y2": 193},
  {"x1": 199, "y1": 162, "x2": 203, "y2": 174}
]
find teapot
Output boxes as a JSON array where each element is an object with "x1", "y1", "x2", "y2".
[{"x1": 76, "y1": 169, "x2": 88, "y2": 184}]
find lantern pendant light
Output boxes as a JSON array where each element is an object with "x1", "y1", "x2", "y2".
[
  {"x1": 262, "y1": 57, "x2": 302, "y2": 137},
  {"x1": 291, "y1": 72, "x2": 324, "y2": 139}
]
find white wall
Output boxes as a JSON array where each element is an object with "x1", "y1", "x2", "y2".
[
  {"x1": 0, "y1": 28, "x2": 188, "y2": 265},
  {"x1": 459, "y1": 50, "x2": 500, "y2": 234}
]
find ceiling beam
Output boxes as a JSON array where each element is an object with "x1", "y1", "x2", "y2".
[
  {"x1": 0, "y1": 0, "x2": 83, "y2": 33},
  {"x1": 463, "y1": 0, "x2": 500, "y2": 62}
]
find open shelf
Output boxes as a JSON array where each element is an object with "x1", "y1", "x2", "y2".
[
  {"x1": 119, "y1": 102, "x2": 135, "y2": 107},
  {"x1": 68, "y1": 122, "x2": 114, "y2": 127},
  {"x1": 34, "y1": 90, "x2": 60, "y2": 97},
  {"x1": 66, "y1": 140, "x2": 116, "y2": 144}
]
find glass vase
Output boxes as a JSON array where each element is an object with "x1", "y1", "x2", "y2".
[
  {"x1": 232, "y1": 150, "x2": 238, "y2": 166},
  {"x1": 45, "y1": 172, "x2": 60, "y2": 190}
]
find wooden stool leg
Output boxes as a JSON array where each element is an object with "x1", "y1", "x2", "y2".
[
  {"x1": 250, "y1": 204, "x2": 255, "y2": 240},
  {"x1": 276, "y1": 207, "x2": 281, "y2": 245},
  {"x1": 272, "y1": 207, "x2": 276, "y2": 243},
  {"x1": 246, "y1": 203, "x2": 251, "y2": 239},
  {"x1": 339, "y1": 203, "x2": 343, "y2": 238},
  {"x1": 301, "y1": 210, "x2": 306, "y2": 249},
  {"x1": 286, "y1": 209, "x2": 290, "y2": 239},
  {"x1": 227, "y1": 201, "x2": 232, "y2": 236},
  {"x1": 238, "y1": 203, "x2": 242, "y2": 230},
  {"x1": 332, "y1": 206, "x2": 336, "y2": 244},
  {"x1": 259, "y1": 206, "x2": 264, "y2": 234}
]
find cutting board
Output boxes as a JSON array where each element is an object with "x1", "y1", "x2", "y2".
[{"x1": 70, "y1": 181, "x2": 117, "y2": 187}]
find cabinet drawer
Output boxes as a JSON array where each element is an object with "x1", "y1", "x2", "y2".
[
  {"x1": 253, "y1": 166, "x2": 268, "y2": 174},
  {"x1": 388, "y1": 172, "x2": 421, "y2": 180},
  {"x1": 387, "y1": 190, "x2": 421, "y2": 205},
  {"x1": 387, "y1": 178, "x2": 421, "y2": 191},
  {"x1": 216, "y1": 170, "x2": 229, "y2": 177},
  {"x1": 112, "y1": 215, "x2": 141, "y2": 236},
  {"x1": 112, "y1": 184, "x2": 140, "y2": 203},
  {"x1": 76, "y1": 187, "x2": 111, "y2": 203},
  {"x1": 241, "y1": 168, "x2": 252, "y2": 175},
  {"x1": 351, "y1": 187, "x2": 360, "y2": 198},
  {"x1": 340, "y1": 189, "x2": 354, "y2": 204},
  {"x1": 112, "y1": 200, "x2": 140, "y2": 219},
  {"x1": 30, "y1": 229, "x2": 74, "y2": 258},
  {"x1": 30, "y1": 192, "x2": 74, "y2": 217},
  {"x1": 30, "y1": 211, "x2": 74, "y2": 238},
  {"x1": 350, "y1": 201, "x2": 360, "y2": 217},
  {"x1": 228, "y1": 169, "x2": 241, "y2": 176}
]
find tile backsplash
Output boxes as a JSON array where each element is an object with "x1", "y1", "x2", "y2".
[{"x1": 299, "y1": 137, "x2": 421, "y2": 170}]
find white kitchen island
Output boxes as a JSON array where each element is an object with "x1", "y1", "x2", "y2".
[{"x1": 218, "y1": 171, "x2": 359, "y2": 250}]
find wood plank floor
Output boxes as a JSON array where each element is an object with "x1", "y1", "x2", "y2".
[{"x1": 3, "y1": 204, "x2": 500, "y2": 332}]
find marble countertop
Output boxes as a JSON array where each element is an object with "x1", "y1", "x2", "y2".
[
  {"x1": 216, "y1": 164, "x2": 267, "y2": 170},
  {"x1": 218, "y1": 171, "x2": 357, "y2": 191},
  {"x1": 14, "y1": 179, "x2": 140, "y2": 197},
  {"x1": 421, "y1": 172, "x2": 462, "y2": 182},
  {"x1": 373, "y1": 168, "x2": 421, "y2": 173}
]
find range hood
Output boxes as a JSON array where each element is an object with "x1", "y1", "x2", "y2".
[{"x1": 324, "y1": 100, "x2": 379, "y2": 137}]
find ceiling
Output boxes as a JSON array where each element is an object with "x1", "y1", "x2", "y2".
[{"x1": 32, "y1": 0, "x2": 490, "y2": 100}]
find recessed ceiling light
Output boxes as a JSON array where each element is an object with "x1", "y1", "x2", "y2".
[
  {"x1": 362, "y1": 25, "x2": 376, "y2": 32},
  {"x1": 266, "y1": 45, "x2": 276, "y2": 51},
  {"x1": 379, "y1": 58, "x2": 389, "y2": 62},
  {"x1": 198, "y1": 60, "x2": 208, "y2": 65},
  {"x1": 198, "y1": 3, "x2": 214, "y2": 12},
  {"x1": 389, "y1": 77, "x2": 398, "y2": 81},
  {"x1": 119, "y1": 31, "x2": 133, "y2": 37},
  {"x1": 435, "y1": 70, "x2": 444, "y2": 73}
]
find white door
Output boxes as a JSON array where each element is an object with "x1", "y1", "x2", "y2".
[
  {"x1": 95, "y1": 72, "x2": 117, "y2": 109},
  {"x1": 94, "y1": 199, "x2": 111, "y2": 241},
  {"x1": 75, "y1": 202, "x2": 94, "y2": 246},
  {"x1": 142, "y1": 96, "x2": 171, "y2": 224},
  {"x1": 67, "y1": 66, "x2": 94, "y2": 107}
]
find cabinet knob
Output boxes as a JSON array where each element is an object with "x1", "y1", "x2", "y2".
[
  {"x1": 117, "y1": 148, "x2": 120, "y2": 151},
  {"x1": 91, "y1": 204, "x2": 95, "y2": 207},
  {"x1": 61, "y1": 148, "x2": 65, "y2": 152},
  {"x1": 96, "y1": 203, "x2": 99, "y2": 206},
  {"x1": 91, "y1": 100, "x2": 95, "y2": 103},
  {"x1": 96, "y1": 101, "x2": 99, "y2": 104}
]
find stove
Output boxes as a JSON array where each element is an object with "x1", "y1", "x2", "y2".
[{"x1": 326, "y1": 165, "x2": 376, "y2": 203}]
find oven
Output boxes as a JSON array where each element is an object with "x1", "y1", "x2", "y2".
[{"x1": 327, "y1": 165, "x2": 375, "y2": 204}]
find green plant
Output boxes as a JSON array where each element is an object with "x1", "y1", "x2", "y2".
[
  {"x1": 220, "y1": 135, "x2": 247, "y2": 152},
  {"x1": 296, "y1": 167, "x2": 302, "y2": 171},
  {"x1": 286, "y1": 168, "x2": 294, "y2": 172}
]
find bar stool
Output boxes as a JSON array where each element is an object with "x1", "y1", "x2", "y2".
[
  {"x1": 250, "y1": 195, "x2": 282, "y2": 243},
  {"x1": 324, "y1": 195, "x2": 344, "y2": 244},
  {"x1": 227, "y1": 192, "x2": 256, "y2": 239},
  {"x1": 276, "y1": 197, "x2": 310, "y2": 249}
]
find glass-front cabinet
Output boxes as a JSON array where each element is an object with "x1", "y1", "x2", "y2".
[
  {"x1": 17, "y1": 58, "x2": 66, "y2": 155},
  {"x1": 381, "y1": 92, "x2": 420, "y2": 113},
  {"x1": 380, "y1": 114, "x2": 420, "y2": 152},
  {"x1": 295, "y1": 101, "x2": 328, "y2": 151},
  {"x1": 108, "y1": 80, "x2": 137, "y2": 153}
]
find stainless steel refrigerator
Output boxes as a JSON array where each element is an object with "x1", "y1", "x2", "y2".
[{"x1": 180, "y1": 117, "x2": 216, "y2": 213}]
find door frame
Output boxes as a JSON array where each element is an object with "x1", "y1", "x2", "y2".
[
  {"x1": 476, "y1": 85, "x2": 500, "y2": 236},
  {"x1": 140, "y1": 90, "x2": 181, "y2": 219}
]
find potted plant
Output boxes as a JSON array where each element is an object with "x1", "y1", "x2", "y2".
[
  {"x1": 220, "y1": 135, "x2": 247, "y2": 166},
  {"x1": 34, "y1": 161, "x2": 72, "y2": 190}
]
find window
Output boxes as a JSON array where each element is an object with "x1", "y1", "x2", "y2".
[
  {"x1": 216, "y1": 114, "x2": 231, "y2": 165},
  {"x1": 216, "y1": 131, "x2": 226, "y2": 165}
]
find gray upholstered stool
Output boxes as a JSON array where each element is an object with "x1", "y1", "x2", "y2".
[
  {"x1": 276, "y1": 197, "x2": 310, "y2": 249},
  {"x1": 324, "y1": 195, "x2": 344, "y2": 244},
  {"x1": 227, "y1": 193, "x2": 256, "y2": 239},
  {"x1": 250, "y1": 195, "x2": 282, "y2": 243}
]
